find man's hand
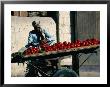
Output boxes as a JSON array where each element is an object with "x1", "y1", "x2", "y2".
[{"x1": 40, "y1": 38, "x2": 48, "y2": 45}]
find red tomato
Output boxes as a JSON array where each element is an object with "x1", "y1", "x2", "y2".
[
  {"x1": 76, "y1": 43, "x2": 81, "y2": 47},
  {"x1": 75, "y1": 40, "x2": 81, "y2": 44},
  {"x1": 93, "y1": 39, "x2": 100, "y2": 45},
  {"x1": 63, "y1": 41, "x2": 68, "y2": 46},
  {"x1": 97, "y1": 40, "x2": 100, "y2": 44},
  {"x1": 26, "y1": 49, "x2": 32, "y2": 55},
  {"x1": 44, "y1": 47, "x2": 49, "y2": 52},
  {"x1": 70, "y1": 42, "x2": 75, "y2": 48},
  {"x1": 70, "y1": 44, "x2": 75, "y2": 48},
  {"x1": 81, "y1": 41, "x2": 86, "y2": 46},
  {"x1": 34, "y1": 48, "x2": 39, "y2": 53}
]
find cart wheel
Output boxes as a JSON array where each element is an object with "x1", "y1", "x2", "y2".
[{"x1": 53, "y1": 68, "x2": 78, "y2": 77}]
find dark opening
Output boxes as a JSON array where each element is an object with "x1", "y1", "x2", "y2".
[{"x1": 11, "y1": 11, "x2": 14, "y2": 16}]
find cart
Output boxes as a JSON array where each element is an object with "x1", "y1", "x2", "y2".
[{"x1": 11, "y1": 45, "x2": 100, "y2": 77}]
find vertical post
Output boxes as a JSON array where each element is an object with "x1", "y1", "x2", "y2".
[
  {"x1": 56, "y1": 12, "x2": 60, "y2": 69},
  {"x1": 72, "y1": 53, "x2": 79, "y2": 75},
  {"x1": 70, "y1": 11, "x2": 79, "y2": 75},
  {"x1": 56, "y1": 12, "x2": 59, "y2": 43}
]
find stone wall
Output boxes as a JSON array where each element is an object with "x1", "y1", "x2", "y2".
[
  {"x1": 11, "y1": 16, "x2": 56, "y2": 53},
  {"x1": 59, "y1": 11, "x2": 72, "y2": 65}
]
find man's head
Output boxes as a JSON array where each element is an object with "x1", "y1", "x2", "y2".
[{"x1": 32, "y1": 21, "x2": 41, "y2": 31}]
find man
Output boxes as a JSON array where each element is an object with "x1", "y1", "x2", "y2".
[
  {"x1": 25, "y1": 21, "x2": 55, "y2": 48},
  {"x1": 25, "y1": 21, "x2": 56, "y2": 77}
]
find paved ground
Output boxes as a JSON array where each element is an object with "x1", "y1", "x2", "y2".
[{"x1": 11, "y1": 63, "x2": 99, "y2": 77}]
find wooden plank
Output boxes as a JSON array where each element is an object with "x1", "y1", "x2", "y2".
[{"x1": 11, "y1": 45, "x2": 99, "y2": 63}]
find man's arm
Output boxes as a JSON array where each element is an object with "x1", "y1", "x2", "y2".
[
  {"x1": 43, "y1": 29, "x2": 55, "y2": 45},
  {"x1": 26, "y1": 32, "x2": 40, "y2": 47}
]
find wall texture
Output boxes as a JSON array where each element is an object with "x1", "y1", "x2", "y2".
[
  {"x1": 76, "y1": 11, "x2": 100, "y2": 40},
  {"x1": 59, "y1": 11, "x2": 72, "y2": 66},
  {"x1": 11, "y1": 16, "x2": 56, "y2": 53}
]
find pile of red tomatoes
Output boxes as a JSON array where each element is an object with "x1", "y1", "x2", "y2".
[{"x1": 23, "y1": 38, "x2": 100, "y2": 55}]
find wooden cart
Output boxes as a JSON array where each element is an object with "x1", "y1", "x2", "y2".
[{"x1": 11, "y1": 45, "x2": 100, "y2": 77}]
